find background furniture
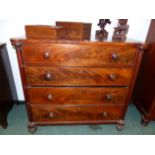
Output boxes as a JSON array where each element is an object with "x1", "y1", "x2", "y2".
[
  {"x1": 132, "y1": 19, "x2": 155, "y2": 125},
  {"x1": 0, "y1": 43, "x2": 17, "y2": 129},
  {"x1": 11, "y1": 38, "x2": 143, "y2": 133}
]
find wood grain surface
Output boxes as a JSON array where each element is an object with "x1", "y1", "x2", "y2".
[
  {"x1": 24, "y1": 66, "x2": 133, "y2": 86},
  {"x1": 22, "y1": 43, "x2": 137, "y2": 66},
  {"x1": 31, "y1": 104, "x2": 124, "y2": 122},
  {"x1": 28, "y1": 87, "x2": 129, "y2": 105},
  {"x1": 10, "y1": 37, "x2": 143, "y2": 130}
]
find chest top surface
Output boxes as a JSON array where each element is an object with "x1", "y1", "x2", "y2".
[{"x1": 10, "y1": 36, "x2": 142, "y2": 46}]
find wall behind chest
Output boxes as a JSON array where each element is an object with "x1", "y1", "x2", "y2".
[{"x1": 0, "y1": 18, "x2": 151, "y2": 100}]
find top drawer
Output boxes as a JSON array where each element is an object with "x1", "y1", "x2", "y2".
[{"x1": 22, "y1": 43, "x2": 138, "y2": 66}]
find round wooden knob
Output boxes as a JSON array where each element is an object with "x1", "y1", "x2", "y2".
[
  {"x1": 47, "y1": 94, "x2": 53, "y2": 100},
  {"x1": 105, "y1": 94, "x2": 113, "y2": 101},
  {"x1": 102, "y1": 111, "x2": 107, "y2": 117},
  {"x1": 45, "y1": 73, "x2": 52, "y2": 81},
  {"x1": 43, "y1": 51, "x2": 50, "y2": 59},
  {"x1": 112, "y1": 53, "x2": 119, "y2": 61},
  {"x1": 49, "y1": 112, "x2": 54, "y2": 118},
  {"x1": 108, "y1": 74, "x2": 117, "y2": 81},
  {"x1": 78, "y1": 107, "x2": 82, "y2": 110}
]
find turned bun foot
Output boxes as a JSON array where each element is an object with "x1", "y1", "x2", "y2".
[
  {"x1": 116, "y1": 120, "x2": 125, "y2": 131},
  {"x1": 28, "y1": 122, "x2": 37, "y2": 134},
  {"x1": 141, "y1": 116, "x2": 150, "y2": 126}
]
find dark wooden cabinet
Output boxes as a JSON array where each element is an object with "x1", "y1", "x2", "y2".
[
  {"x1": 132, "y1": 20, "x2": 155, "y2": 125},
  {"x1": 0, "y1": 43, "x2": 17, "y2": 129},
  {"x1": 11, "y1": 38, "x2": 143, "y2": 133}
]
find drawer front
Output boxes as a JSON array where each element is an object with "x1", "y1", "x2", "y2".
[
  {"x1": 25, "y1": 67, "x2": 133, "y2": 86},
  {"x1": 22, "y1": 43, "x2": 137, "y2": 66},
  {"x1": 28, "y1": 87, "x2": 129, "y2": 105},
  {"x1": 31, "y1": 105, "x2": 124, "y2": 122}
]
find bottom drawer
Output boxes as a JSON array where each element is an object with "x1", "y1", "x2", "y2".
[{"x1": 31, "y1": 105, "x2": 124, "y2": 122}]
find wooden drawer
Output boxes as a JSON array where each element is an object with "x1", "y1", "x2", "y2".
[
  {"x1": 25, "y1": 67, "x2": 133, "y2": 86},
  {"x1": 28, "y1": 87, "x2": 129, "y2": 105},
  {"x1": 31, "y1": 104, "x2": 124, "y2": 122},
  {"x1": 22, "y1": 43, "x2": 137, "y2": 66}
]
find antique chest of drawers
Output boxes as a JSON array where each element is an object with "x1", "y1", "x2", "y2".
[{"x1": 11, "y1": 38, "x2": 144, "y2": 133}]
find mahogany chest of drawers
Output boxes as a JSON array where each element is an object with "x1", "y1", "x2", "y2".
[{"x1": 11, "y1": 38, "x2": 144, "y2": 133}]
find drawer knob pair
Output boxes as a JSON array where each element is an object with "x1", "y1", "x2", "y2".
[
  {"x1": 43, "y1": 51, "x2": 50, "y2": 59},
  {"x1": 112, "y1": 53, "x2": 119, "y2": 61}
]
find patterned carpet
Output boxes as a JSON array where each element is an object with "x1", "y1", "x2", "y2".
[{"x1": 0, "y1": 104, "x2": 155, "y2": 135}]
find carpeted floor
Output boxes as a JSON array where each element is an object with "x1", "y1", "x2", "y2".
[{"x1": 0, "y1": 104, "x2": 155, "y2": 135}]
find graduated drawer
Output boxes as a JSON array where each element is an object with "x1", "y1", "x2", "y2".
[
  {"x1": 22, "y1": 43, "x2": 137, "y2": 66},
  {"x1": 24, "y1": 66, "x2": 133, "y2": 86},
  {"x1": 31, "y1": 104, "x2": 124, "y2": 122},
  {"x1": 28, "y1": 87, "x2": 129, "y2": 105}
]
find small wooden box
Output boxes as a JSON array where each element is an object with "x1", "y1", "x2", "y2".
[
  {"x1": 56, "y1": 21, "x2": 92, "y2": 40},
  {"x1": 25, "y1": 25, "x2": 62, "y2": 39}
]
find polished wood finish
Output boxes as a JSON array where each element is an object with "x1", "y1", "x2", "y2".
[
  {"x1": 25, "y1": 66, "x2": 133, "y2": 86},
  {"x1": 22, "y1": 43, "x2": 137, "y2": 66},
  {"x1": 132, "y1": 20, "x2": 155, "y2": 125},
  {"x1": 0, "y1": 44, "x2": 17, "y2": 129},
  {"x1": 31, "y1": 104, "x2": 124, "y2": 122},
  {"x1": 11, "y1": 37, "x2": 143, "y2": 133},
  {"x1": 56, "y1": 22, "x2": 91, "y2": 40},
  {"x1": 25, "y1": 25, "x2": 62, "y2": 40},
  {"x1": 28, "y1": 87, "x2": 129, "y2": 105}
]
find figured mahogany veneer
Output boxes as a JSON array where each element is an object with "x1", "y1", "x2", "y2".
[
  {"x1": 28, "y1": 87, "x2": 129, "y2": 105},
  {"x1": 11, "y1": 38, "x2": 143, "y2": 133},
  {"x1": 31, "y1": 104, "x2": 124, "y2": 122},
  {"x1": 25, "y1": 67, "x2": 133, "y2": 86},
  {"x1": 22, "y1": 43, "x2": 137, "y2": 66}
]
